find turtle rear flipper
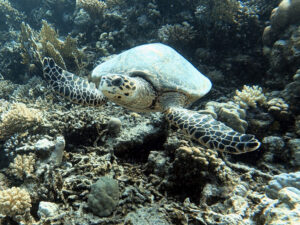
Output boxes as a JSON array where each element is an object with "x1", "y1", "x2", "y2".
[
  {"x1": 165, "y1": 107, "x2": 260, "y2": 154},
  {"x1": 43, "y1": 57, "x2": 107, "y2": 106}
]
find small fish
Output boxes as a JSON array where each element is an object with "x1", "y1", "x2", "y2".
[{"x1": 0, "y1": 73, "x2": 3, "y2": 80}]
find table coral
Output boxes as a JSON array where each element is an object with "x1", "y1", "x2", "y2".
[{"x1": 0, "y1": 187, "x2": 31, "y2": 217}]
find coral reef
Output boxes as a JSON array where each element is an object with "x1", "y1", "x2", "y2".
[
  {"x1": 0, "y1": 0, "x2": 299, "y2": 224},
  {"x1": 234, "y1": 85, "x2": 267, "y2": 109}
]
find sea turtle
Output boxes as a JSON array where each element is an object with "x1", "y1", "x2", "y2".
[{"x1": 43, "y1": 43, "x2": 260, "y2": 154}]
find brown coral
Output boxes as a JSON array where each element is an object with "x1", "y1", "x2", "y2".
[{"x1": 0, "y1": 187, "x2": 31, "y2": 217}]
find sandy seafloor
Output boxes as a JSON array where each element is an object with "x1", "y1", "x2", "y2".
[{"x1": 0, "y1": 0, "x2": 299, "y2": 224}]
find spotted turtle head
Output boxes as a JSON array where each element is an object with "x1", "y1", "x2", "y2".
[{"x1": 99, "y1": 74, "x2": 138, "y2": 105}]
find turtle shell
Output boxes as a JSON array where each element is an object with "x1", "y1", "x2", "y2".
[{"x1": 91, "y1": 43, "x2": 212, "y2": 106}]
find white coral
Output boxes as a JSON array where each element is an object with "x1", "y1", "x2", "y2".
[
  {"x1": 234, "y1": 85, "x2": 266, "y2": 109},
  {"x1": 0, "y1": 187, "x2": 31, "y2": 217}
]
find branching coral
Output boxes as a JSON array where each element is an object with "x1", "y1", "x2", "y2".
[
  {"x1": 9, "y1": 154, "x2": 36, "y2": 180},
  {"x1": 0, "y1": 103, "x2": 43, "y2": 140},
  {"x1": 20, "y1": 20, "x2": 85, "y2": 71},
  {"x1": 39, "y1": 20, "x2": 84, "y2": 70},
  {"x1": 76, "y1": 0, "x2": 107, "y2": 19},
  {"x1": 0, "y1": 187, "x2": 31, "y2": 217},
  {"x1": 234, "y1": 85, "x2": 267, "y2": 109},
  {"x1": 20, "y1": 22, "x2": 42, "y2": 66}
]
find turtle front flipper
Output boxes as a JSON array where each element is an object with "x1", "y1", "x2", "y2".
[
  {"x1": 165, "y1": 107, "x2": 260, "y2": 154},
  {"x1": 43, "y1": 57, "x2": 107, "y2": 106}
]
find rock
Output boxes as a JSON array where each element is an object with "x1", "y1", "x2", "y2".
[
  {"x1": 263, "y1": 0, "x2": 300, "y2": 46},
  {"x1": 49, "y1": 136, "x2": 65, "y2": 166},
  {"x1": 124, "y1": 206, "x2": 170, "y2": 225},
  {"x1": 110, "y1": 113, "x2": 167, "y2": 159},
  {"x1": 288, "y1": 139, "x2": 300, "y2": 167},
  {"x1": 262, "y1": 136, "x2": 285, "y2": 154},
  {"x1": 107, "y1": 117, "x2": 122, "y2": 136},
  {"x1": 34, "y1": 138, "x2": 55, "y2": 157},
  {"x1": 262, "y1": 136, "x2": 285, "y2": 162},
  {"x1": 281, "y1": 79, "x2": 300, "y2": 114},
  {"x1": 87, "y1": 176, "x2": 119, "y2": 217},
  {"x1": 74, "y1": 8, "x2": 92, "y2": 29},
  {"x1": 258, "y1": 187, "x2": 300, "y2": 225},
  {"x1": 37, "y1": 201, "x2": 59, "y2": 218},
  {"x1": 296, "y1": 116, "x2": 300, "y2": 136},
  {"x1": 265, "y1": 171, "x2": 300, "y2": 199},
  {"x1": 147, "y1": 151, "x2": 169, "y2": 177},
  {"x1": 202, "y1": 101, "x2": 247, "y2": 133}
]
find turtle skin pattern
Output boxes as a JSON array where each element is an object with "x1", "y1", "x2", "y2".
[
  {"x1": 165, "y1": 107, "x2": 260, "y2": 154},
  {"x1": 43, "y1": 58, "x2": 106, "y2": 106}
]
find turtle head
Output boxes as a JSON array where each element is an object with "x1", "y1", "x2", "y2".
[
  {"x1": 99, "y1": 74, "x2": 156, "y2": 111},
  {"x1": 100, "y1": 74, "x2": 138, "y2": 104}
]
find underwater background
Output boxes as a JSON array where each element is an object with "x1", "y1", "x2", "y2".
[{"x1": 0, "y1": 0, "x2": 299, "y2": 224}]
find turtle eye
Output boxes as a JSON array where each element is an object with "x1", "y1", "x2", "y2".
[{"x1": 111, "y1": 77, "x2": 123, "y2": 86}]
